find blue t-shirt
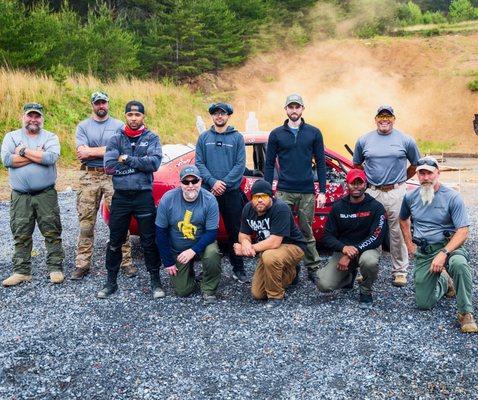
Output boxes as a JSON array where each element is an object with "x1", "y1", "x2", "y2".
[
  {"x1": 400, "y1": 185, "x2": 469, "y2": 244},
  {"x1": 155, "y1": 187, "x2": 219, "y2": 253},
  {"x1": 353, "y1": 128, "x2": 420, "y2": 186}
]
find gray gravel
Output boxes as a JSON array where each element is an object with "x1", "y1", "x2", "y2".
[{"x1": 0, "y1": 190, "x2": 477, "y2": 400}]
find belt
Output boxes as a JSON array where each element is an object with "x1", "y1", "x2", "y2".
[
  {"x1": 14, "y1": 185, "x2": 55, "y2": 196},
  {"x1": 80, "y1": 164, "x2": 105, "y2": 173},
  {"x1": 369, "y1": 182, "x2": 404, "y2": 192}
]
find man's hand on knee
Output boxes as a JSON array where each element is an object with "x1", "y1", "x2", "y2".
[
  {"x1": 429, "y1": 252, "x2": 446, "y2": 274},
  {"x1": 166, "y1": 265, "x2": 178, "y2": 276},
  {"x1": 337, "y1": 255, "x2": 351, "y2": 271}
]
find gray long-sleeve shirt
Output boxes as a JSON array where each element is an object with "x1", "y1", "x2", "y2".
[{"x1": 1, "y1": 128, "x2": 60, "y2": 192}]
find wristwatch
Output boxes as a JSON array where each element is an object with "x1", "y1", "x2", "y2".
[
  {"x1": 19, "y1": 147, "x2": 26, "y2": 157},
  {"x1": 440, "y1": 248, "x2": 450, "y2": 256}
]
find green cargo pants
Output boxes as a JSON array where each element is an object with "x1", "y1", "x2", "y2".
[
  {"x1": 317, "y1": 249, "x2": 380, "y2": 294},
  {"x1": 10, "y1": 188, "x2": 64, "y2": 274},
  {"x1": 276, "y1": 191, "x2": 320, "y2": 273},
  {"x1": 170, "y1": 242, "x2": 222, "y2": 297},
  {"x1": 414, "y1": 243, "x2": 473, "y2": 314}
]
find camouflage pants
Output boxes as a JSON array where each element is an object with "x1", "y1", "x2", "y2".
[
  {"x1": 10, "y1": 187, "x2": 64, "y2": 274},
  {"x1": 76, "y1": 171, "x2": 132, "y2": 270}
]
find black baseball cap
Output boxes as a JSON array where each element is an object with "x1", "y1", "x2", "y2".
[{"x1": 125, "y1": 100, "x2": 145, "y2": 114}]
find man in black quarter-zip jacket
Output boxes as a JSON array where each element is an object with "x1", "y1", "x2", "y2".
[
  {"x1": 97, "y1": 100, "x2": 164, "y2": 300},
  {"x1": 264, "y1": 93, "x2": 326, "y2": 286}
]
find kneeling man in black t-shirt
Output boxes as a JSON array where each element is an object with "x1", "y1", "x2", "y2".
[{"x1": 234, "y1": 180, "x2": 306, "y2": 308}]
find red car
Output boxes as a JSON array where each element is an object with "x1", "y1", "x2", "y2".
[{"x1": 101, "y1": 132, "x2": 354, "y2": 243}]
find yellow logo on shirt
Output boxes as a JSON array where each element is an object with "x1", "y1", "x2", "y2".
[{"x1": 178, "y1": 210, "x2": 197, "y2": 240}]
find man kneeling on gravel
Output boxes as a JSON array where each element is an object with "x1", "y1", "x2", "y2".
[
  {"x1": 399, "y1": 157, "x2": 477, "y2": 333},
  {"x1": 156, "y1": 165, "x2": 222, "y2": 304},
  {"x1": 317, "y1": 169, "x2": 387, "y2": 309},
  {"x1": 234, "y1": 180, "x2": 306, "y2": 309}
]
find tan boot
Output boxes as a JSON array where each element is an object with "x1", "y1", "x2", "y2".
[
  {"x1": 442, "y1": 270, "x2": 456, "y2": 298},
  {"x1": 457, "y1": 313, "x2": 478, "y2": 333},
  {"x1": 50, "y1": 271, "x2": 64, "y2": 284},
  {"x1": 2, "y1": 273, "x2": 32, "y2": 286},
  {"x1": 392, "y1": 275, "x2": 407, "y2": 287}
]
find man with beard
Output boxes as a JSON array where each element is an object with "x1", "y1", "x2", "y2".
[
  {"x1": 97, "y1": 100, "x2": 164, "y2": 299},
  {"x1": 264, "y1": 94, "x2": 326, "y2": 286},
  {"x1": 155, "y1": 165, "x2": 222, "y2": 304},
  {"x1": 354, "y1": 105, "x2": 421, "y2": 287},
  {"x1": 317, "y1": 169, "x2": 387, "y2": 308},
  {"x1": 1, "y1": 103, "x2": 64, "y2": 286},
  {"x1": 195, "y1": 103, "x2": 247, "y2": 283},
  {"x1": 234, "y1": 180, "x2": 306, "y2": 308},
  {"x1": 72, "y1": 91, "x2": 135, "y2": 280},
  {"x1": 399, "y1": 157, "x2": 477, "y2": 333}
]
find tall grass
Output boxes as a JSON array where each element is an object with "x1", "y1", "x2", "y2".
[{"x1": 0, "y1": 69, "x2": 208, "y2": 166}]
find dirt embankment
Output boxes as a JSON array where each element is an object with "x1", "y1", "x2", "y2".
[{"x1": 197, "y1": 34, "x2": 478, "y2": 157}]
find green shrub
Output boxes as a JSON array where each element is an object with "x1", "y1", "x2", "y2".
[
  {"x1": 396, "y1": 1, "x2": 423, "y2": 25},
  {"x1": 422, "y1": 11, "x2": 447, "y2": 24},
  {"x1": 449, "y1": 0, "x2": 475, "y2": 22},
  {"x1": 468, "y1": 79, "x2": 478, "y2": 91}
]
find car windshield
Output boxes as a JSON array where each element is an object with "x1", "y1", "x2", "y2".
[{"x1": 161, "y1": 144, "x2": 195, "y2": 165}]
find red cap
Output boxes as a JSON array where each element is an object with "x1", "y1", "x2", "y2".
[{"x1": 346, "y1": 169, "x2": 367, "y2": 184}]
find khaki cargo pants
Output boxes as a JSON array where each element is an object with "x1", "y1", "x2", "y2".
[
  {"x1": 251, "y1": 244, "x2": 304, "y2": 300},
  {"x1": 10, "y1": 188, "x2": 64, "y2": 274},
  {"x1": 76, "y1": 170, "x2": 132, "y2": 270}
]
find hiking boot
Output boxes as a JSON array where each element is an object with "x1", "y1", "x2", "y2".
[
  {"x1": 359, "y1": 292, "x2": 373, "y2": 309},
  {"x1": 121, "y1": 264, "x2": 138, "y2": 278},
  {"x1": 457, "y1": 313, "x2": 478, "y2": 334},
  {"x1": 2, "y1": 273, "x2": 32, "y2": 287},
  {"x1": 203, "y1": 293, "x2": 217, "y2": 305},
  {"x1": 392, "y1": 275, "x2": 407, "y2": 287},
  {"x1": 97, "y1": 284, "x2": 118, "y2": 299},
  {"x1": 266, "y1": 298, "x2": 283, "y2": 309},
  {"x1": 232, "y1": 268, "x2": 248, "y2": 284},
  {"x1": 71, "y1": 267, "x2": 89, "y2": 280},
  {"x1": 50, "y1": 271, "x2": 64, "y2": 284},
  {"x1": 443, "y1": 270, "x2": 456, "y2": 298},
  {"x1": 290, "y1": 264, "x2": 301, "y2": 287},
  {"x1": 308, "y1": 271, "x2": 319, "y2": 287},
  {"x1": 152, "y1": 285, "x2": 166, "y2": 299}
]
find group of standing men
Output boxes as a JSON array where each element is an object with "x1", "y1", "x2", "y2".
[{"x1": 1, "y1": 92, "x2": 476, "y2": 332}]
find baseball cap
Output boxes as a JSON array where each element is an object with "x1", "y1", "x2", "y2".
[
  {"x1": 346, "y1": 169, "x2": 367, "y2": 184},
  {"x1": 208, "y1": 102, "x2": 233, "y2": 115},
  {"x1": 180, "y1": 165, "x2": 201, "y2": 180},
  {"x1": 23, "y1": 103, "x2": 44, "y2": 116},
  {"x1": 416, "y1": 157, "x2": 439, "y2": 172},
  {"x1": 251, "y1": 180, "x2": 273, "y2": 197},
  {"x1": 376, "y1": 105, "x2": 394, "y2": 116},
  {"x1": 285, "y1": 94, "x2": 304, "y2": 107},
  {"x1": 125, "y1": 100, "x2": 145, "y2": 114},
  {"x1": 91, "y1": 91, "x2": 109, "y2": 103}
]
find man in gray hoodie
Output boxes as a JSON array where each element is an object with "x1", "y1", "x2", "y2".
[{"x1": 195, "y1": 103, "x2": 247, "y2": 282}]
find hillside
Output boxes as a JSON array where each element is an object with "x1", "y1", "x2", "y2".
[{"x1": 206, "y1": 33, "x2": 478, "y2": 156}]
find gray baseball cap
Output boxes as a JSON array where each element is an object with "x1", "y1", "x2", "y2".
[
  {"x1": 180, "y1": 165, "x2": 201, "y2": 180},
  {"x1": 285, "y1": 94, "x2": 304, "y2": 107},
  {"x1": 376, "y1": 105, "x2": 394, "y2": 116},
  {"x1": 416, "y1": 157, "x2": 439, "y2": 172}
]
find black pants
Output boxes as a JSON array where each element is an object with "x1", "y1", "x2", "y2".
[
  {"x1": 216, "y1": 189, "x2": 244, "y2": 270},
  {"x1": 105, "y1": 189, "x2": 160, "y2": 284}
]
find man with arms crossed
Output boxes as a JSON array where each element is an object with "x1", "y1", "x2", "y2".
[
  {"x1": 156, "y1": 165, "x2": 222, "y2": 304},
  {"x1": 234, "y1": 180, "x2": 306, "y2": 308},
  {"x1": 317, "y1": 169, "x2": 387, "y2": 308},
  {"x1": 354, "y1": 105, "x2": 420, "y2": 287},
  {"x1": 265, "y1": 94, "x2": 326, "y2": 285},
  {"x1": 72, "y1": 91, "x2": 134, "y2": 280},
  {"x1": 1, "y1": 103, "x2": 64, "y2": 285},
  {"x1": 399, "y1": 157, "x2": 477, "y2": 333}
]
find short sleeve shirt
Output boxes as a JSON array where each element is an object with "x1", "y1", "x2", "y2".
[
  {"x1": 156, "y1": 187, "x2": 219, "y2": 253},
  {"x1": 76, "y1": 117, "x2": 124, "y2": 167},
  {"x1": 240, "y1": 198, "x2": 307, "y2": 251},
  {"x1": 400, "y1": 185, "x2": 469, "y2": 244},
  {"x1": 353, "y1": 128, "x2": 420, "y2": 186}
]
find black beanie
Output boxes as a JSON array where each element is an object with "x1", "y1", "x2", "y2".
[{"x1": 251, "y1": 180, "x2": 273, "y2": 196}]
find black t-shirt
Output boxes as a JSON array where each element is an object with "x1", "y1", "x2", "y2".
[{"x1": 240, "y1": 198, "x2": 307, "y2": 251}]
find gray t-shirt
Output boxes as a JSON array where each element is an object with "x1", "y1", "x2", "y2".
[
  {"x1": 155, "y1": 187, "x2": 219, "y2": 254},
  {"x1": 400, "y1": 185, "x2": 469, "y2": 244},
  {"x1": 1, "y1": 128, "x2": 60, "y2": 192},
  {"x1": 353, "y1": 128, "x2": 420, "y2": 186},
  {"x1": 76, "y1": 117, "x2": 124, "y2": 167}
]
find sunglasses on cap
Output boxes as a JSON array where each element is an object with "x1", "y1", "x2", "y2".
[
  {"x1": 252, "y1": 193, "x2": 270, "y2": 201},
  {"x1": 181, "y1": 177, "x2": 201, "y2": 185},
  {"x1": 417, "y1": 158, "x2": 438, "y2": 168}
]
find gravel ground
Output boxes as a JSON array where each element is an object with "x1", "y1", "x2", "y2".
[{"x1": 0, "y1": 190, "x2": 477, "y2": 400}]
